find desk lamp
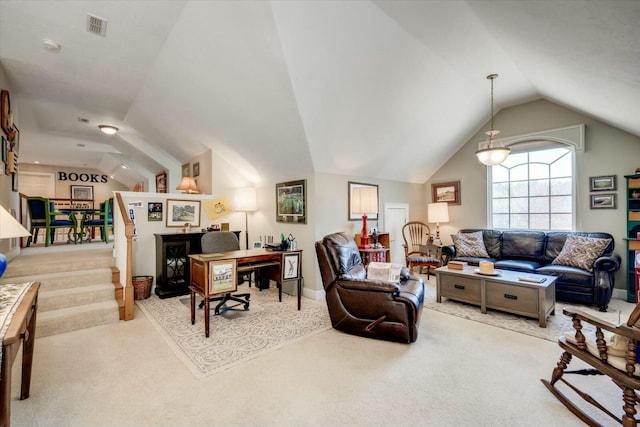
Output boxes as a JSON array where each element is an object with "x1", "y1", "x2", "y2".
[
  {"x1": 352, "y1": 187, "x2": 378, "y2": 249},
  {"x1": 427, "y1": 202, "x2": 449, "y2": 246},
  {"x1": 234, "y1": 187, "x2": 257, "y2": 250},
  {"x1": 0, "y1": 205, "x2": 30, "y2": 277}
]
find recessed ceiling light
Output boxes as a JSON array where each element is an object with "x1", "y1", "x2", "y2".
[
  {"x1": 42, "y1": 39, "x2": 61, "y2": 52},
  {"x1": 121, "y1": 164, "x2": 128, "y2": 169},
  {"x1": 78, "y1": 117, "x2": 89, "y2": 123},
  {"x1": 98, "y1": 125, "x2": 118, "y2": 135},
  {"x1": 77, "y1": 143, "x2": 85, "y2": 147}
]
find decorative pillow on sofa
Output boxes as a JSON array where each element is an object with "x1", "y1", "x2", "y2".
[
  {"x1": 551, "y1": 234, "x2": 611, "y2": 272},
  {"x1": 451, "y1": 231, "x2": 489, "y2": 258}
]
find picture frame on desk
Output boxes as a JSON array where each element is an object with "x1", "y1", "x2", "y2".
[
  {"x1": 208, "y1": 259, "x2": 237, "y2": 295},
  {"x1": 282, "y1": 252, "x2": 301, "y2": 280},
  {"x1": 166, "y1": 199, "x2": 201, "y2": 227}
]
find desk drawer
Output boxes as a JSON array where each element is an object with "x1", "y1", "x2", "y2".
[
  {"x1": 439, "y1": 274, "x2": 481, "y2": 304},
  {"x1": 485, "y1": 281, "x2": 537, "y2": 314}
]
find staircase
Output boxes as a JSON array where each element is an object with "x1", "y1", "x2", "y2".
[{"x1": 0, "y1": 244, "x2": 121, "y2": 337}]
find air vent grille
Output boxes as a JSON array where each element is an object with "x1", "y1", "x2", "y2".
[{"x1": 87, "y1": 14, "x2": 107, "y2": 37}]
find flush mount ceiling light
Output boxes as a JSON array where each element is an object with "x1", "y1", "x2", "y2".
[
  {"x1": 98, "y1": 125, "x2": 118, "y2": 135},
  {"x1": 475, "y1": 74, "x2": 511, "y2": 166},
  {"x1": 42, "y1": 39, "x2": 61, "y2": 53}
]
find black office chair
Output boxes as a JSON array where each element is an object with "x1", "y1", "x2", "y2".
[{"x1": 199, "y1": 231, "x2": 250, "y2": 315}]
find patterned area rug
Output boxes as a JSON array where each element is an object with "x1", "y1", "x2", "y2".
[
  {"x1": 136, "y1": 287, "x2": 331, "y2": 378},
  {"x1": 422, "y1": 277, "x2": 635, "y2": 342}
]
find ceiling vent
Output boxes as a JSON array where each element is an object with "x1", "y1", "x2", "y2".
[{"x1": 86, "y1": 14, "x2": 107, "y2": 37}]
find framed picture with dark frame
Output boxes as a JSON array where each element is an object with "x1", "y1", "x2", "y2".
[
  {"x1": 193, "y1": 162, "x2": 200, "y2": 177},
  {"x1": 155, "y1": 171, "x2": 167, "y2": 193},
  {"x1": 148, "y1": 202, "x2": 163, "y2": 222},
  {"x1": 1, "y1": 135, "x2": 6, "y2": 175},
  {"x1": 166, "y1": 199, "x2": 201, "y2": 227},
  {"x1": 348, "y1": 181, "x2": 379, "y2": 221},
  {"x1": 590, "y1": 193, "x2": 617, "y2": 209},
  {"x1": 282, "y1": 252, "x2": 301, "y2": 281},
  {"x1": 208, "y1": 259, "x2": 238, "y2": 296},
  {"x1": 1, "y1": 90, "x2": 11, "y2": 135},
  {"x1": 182, "y1": 163, "x2": 191, "y2": 177},
  {"x1": 11, "y1": 166, "x2": 18, "y2": 192},
  {"x1": 590, "y1": 175, "x2": 616, "y2": 192},
  {"x1": 276, "y1": 179, "x2": 307, "y2": 224},
  {"x1": 432, "y1": 181, "x2": 461, "y2": 205},
  {"x1": 70, "y1": 185, "x2": 94, "y2": 200}
]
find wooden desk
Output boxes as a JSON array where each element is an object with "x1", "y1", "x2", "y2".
[
  {"x1": 1, "y1": 282, "x2": 40, "y2": 427},
  {"x1": 189, "y1": 249, "x2": 303, "y2": 337}
]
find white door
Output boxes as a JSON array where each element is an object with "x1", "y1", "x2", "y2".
[
  {"x1": 384, "y1": 203, "x2": 409, "y2": 265},
  {"x1": 20, "y1": 172, "x2": 55, "y2": 197}
]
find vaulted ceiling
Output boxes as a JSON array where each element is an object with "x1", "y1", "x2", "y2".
[{"x1": 0, "y1": 0, "x2": 638, "y2": 188}]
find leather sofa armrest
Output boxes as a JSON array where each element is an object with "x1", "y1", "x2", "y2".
[
  {"x1": 441, "y1": 244, "x2": 456, "y2": 259},
  {"x1": 336, "y1": 278, "x2": 401, "y2": 294},
  {"x1": 594, "y1": 253, "x2": 621, "y2": 272}
]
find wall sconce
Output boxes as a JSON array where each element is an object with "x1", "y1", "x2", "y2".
[{"x1": 176, "y1": 177, "x2": 200, "y2": 194}]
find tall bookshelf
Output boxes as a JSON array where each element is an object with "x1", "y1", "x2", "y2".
[{"x1": 624, "y1": 174, "x2": 640, "y2": 302}]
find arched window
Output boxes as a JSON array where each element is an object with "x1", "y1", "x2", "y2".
[{"x1": 489, "y1": 146, "x2": 574, "y2": 230}]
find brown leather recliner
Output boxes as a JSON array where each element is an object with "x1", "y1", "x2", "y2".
[{"x1": 315, "y1": 232, "x2": 425, "y2": 343}]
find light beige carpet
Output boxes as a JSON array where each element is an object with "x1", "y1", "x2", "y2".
[
  {"x1": 422, "y1": 276, "x2": 635, "y2": 342},
  {"x1": 136, "y1": 287, "x2": 332, "y2": 378}
]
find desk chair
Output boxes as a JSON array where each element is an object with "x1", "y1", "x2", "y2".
[
  {"x1": 26, "y1": 197, "x2": 76, "y2": 247},
  {"x1": 199, "y1": 231, "x2": 250, "y2": 315},
  {"x1": 80, "y1": 198, "x2": 113, "y2": 243}
]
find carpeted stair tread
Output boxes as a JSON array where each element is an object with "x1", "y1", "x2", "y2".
[
  {"x1": 4, "y1": 248, "x2": 114, "y2": 277},
  {"x1": 0, "y1": 268, "x2": 113, "y2": 290},
  {"x1": 39, "y1": 283, "x2": 115, "y2": 312},
  {"x1": 37, "y1": 300, "x2": 120, "y2": 337}
]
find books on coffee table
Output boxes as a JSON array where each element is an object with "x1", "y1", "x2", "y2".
[{"x1": 448, "y1": 261, "x2": 467, "y2": 270}]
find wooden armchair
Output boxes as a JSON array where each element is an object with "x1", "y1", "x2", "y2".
[
  {"x1": 401, "y1": 221, "x2": 440, "y2": 279},
  {"x1": 541, "y1": 303, "x2": 640, "y2": 426}
]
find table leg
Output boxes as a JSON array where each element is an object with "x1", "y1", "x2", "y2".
[
  {"x1": 297, "y1": 278, "x2": 301, "y2": 310},
  {"x1": 204, "y1": 297, "x2": 210, "y2": 338},
  {"x1": 190, "y1": 289, "x2": 195, "y2": 325},
  {"x1": 20, "y1": 301, "x2": 37, "y2": 401},
  {"x1": 278, "y1": 282, "x2": 282, "y2": 302}
]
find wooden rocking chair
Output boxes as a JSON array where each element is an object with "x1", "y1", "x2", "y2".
[{"x1": 541, "y1": 303, "x2": 640, "y2": 426}]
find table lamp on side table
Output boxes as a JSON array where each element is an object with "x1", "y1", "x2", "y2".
[
  {"x1": 352, "y1": 187, "x2": 378, "y2": 249},
  {"x1": 427, "y1": 202, "x2": 449, "y2": 246},
  {"x1": 0, "y1": 205, "x2": 30, "y2": 277}
]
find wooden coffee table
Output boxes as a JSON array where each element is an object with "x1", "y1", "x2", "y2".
[{"x1": 434, "y1": 266, "x2": 556, "y2": 327}]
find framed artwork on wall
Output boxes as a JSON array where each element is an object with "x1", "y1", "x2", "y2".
[
  {"x1": 348, "y1": 181, "x2": 379, "y2": 221},
  {"x1": 166, "y1": 199, "x2": 201, "y2": 227},
  {"x1": 148, "y1": 202, "x2": 163, "y2": 221},
  {"x1": 182, "y1": 163, "x2": 190, "y2": 177},
  {"x1": 1, "y1": 90, "x2": 11, "y2": 135},
  {"x1": 432, "y1": 181, "x2": 461, "y2": 205},
  {"x1": 590, "y1": 175, "x2": 617, "y2": 192},
  {"x1": 155, "y1": 171, "x2": 167, "y2": 193},
  {"x1": 276, "y1": 179, "x2": 307, "y2": 224},
  {"x1": 193, "y1": 162, "x2": 200, "y2": 177},
  {"x1": 590, "y1": 193, "x2": 616, "y2": 209},
  {"x1": 208, "y1": 259, "x2": 238, "y2": 296},
  {"x1": 70, "y1": 185, "x2": 94, "y2": 200}
]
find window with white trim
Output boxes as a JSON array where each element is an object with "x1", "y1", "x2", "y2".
[{"x1": 490, "y1": 146, "x2": 574, "y2": 231}]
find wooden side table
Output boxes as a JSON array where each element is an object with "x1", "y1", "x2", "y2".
[{"x1": 359, "y1": 247, "x2": 389, "y2": 266}]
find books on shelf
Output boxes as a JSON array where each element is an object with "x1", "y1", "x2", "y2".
[{"x1": 448, "y1": 261, "x2": 467, "y2": 270}]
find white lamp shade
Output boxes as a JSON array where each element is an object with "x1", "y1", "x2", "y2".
[
  {"x1": 428, "y1": 202, "x2": 450, "y2": 224},
  {"x1": 352, "y1": 187, "x2": 378, "y2": 215},
  {"x1": 475, "y1": 145, "x2": 510, "y2": 166},
  {"x1": 176, "y1": 177, "x2": 200, "y2": 194},
  {"x1": 234, "y1": 187, "x2": 257, "y2": 212},
  {"x1": 0, "y1": 205, "x2": 30, "y2": 239}
]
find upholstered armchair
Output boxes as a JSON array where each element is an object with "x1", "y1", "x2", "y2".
[{"x1": 315, "y1": 232, "x2": 424, "y2": 343}]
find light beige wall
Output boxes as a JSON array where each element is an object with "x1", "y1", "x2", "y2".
[{"x1": 426, "y1": 99, "x2": 640, "y2": 291}]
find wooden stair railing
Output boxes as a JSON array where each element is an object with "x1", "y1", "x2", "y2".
[{"x1": 115, "y1": 192, "x2": 135, "y2": 321}]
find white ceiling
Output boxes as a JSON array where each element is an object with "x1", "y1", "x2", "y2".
[{"x1": 0, "y1": 0, "x2": 638, "y2": 187}]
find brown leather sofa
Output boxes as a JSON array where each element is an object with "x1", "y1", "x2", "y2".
[{"x1": 315, "y1": 232, "x2": 425, "y2": 343}]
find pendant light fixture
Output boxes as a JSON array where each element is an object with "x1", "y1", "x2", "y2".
[
  {"x1": 475, "y1": 74, "x2": 510, "y2": 166},
  {"x1": 98, "y1": 125, "x2": 119, "y2": 135}
]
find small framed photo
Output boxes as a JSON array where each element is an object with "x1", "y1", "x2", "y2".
[
  {"x1": 182, "y1": 162, "x2": 191, "y2": 177},
  {"x1": 348, "y1": 181, "x2": 379, "y2": 221},
  {"x1": 155, "y1": 171, "x2": 167, "y2": 193},
  {"x1": 276, "y1": 179, "x2": 307, "y2": 224},
  {"x1": 208, "y1": 259, "x2": 237, "y2": 295},
  {"x1": 166, "y1": 199, "x2": 201, "y2": 227},
  {"x1": 590, "y1": 193, "x2": 617, "y2": 209},
  {"x1": 252, "y1": 241, "x2": 263, "y2": 249},
  {"x1": 590, "y1": 175, "x2": 616, "y2": 192},
  {"x1": 70, "y1": 184, "x2": 94, "y2": 200},
  {"x1": 148, "y1": 202, "x2": 163, "y2": 221},
  {"x1": 432, "y1": 181, "x2": 461, "y2": 205},
  {"x1": 193, "y1": 162, "x2": 200, "y2": 177},
  {"x1": 282, "y1": 252, "x2": 301, "y2": 281}
]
